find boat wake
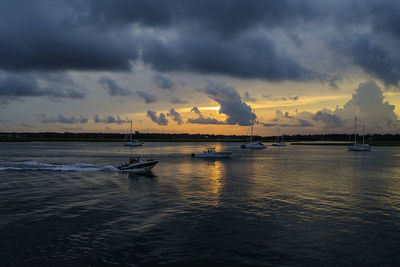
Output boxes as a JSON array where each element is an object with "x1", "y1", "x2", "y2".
[{"x1": 0, "y1": 160, "x2": 119, "y2": 172}]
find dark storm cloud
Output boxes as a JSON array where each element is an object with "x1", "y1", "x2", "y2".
[
  {"x1": 99, "y1": 76, "x2": 132, "y2": 96},
  {"x1": 153, "y1": 74, "x2": 175, "y2": 91},
  {"x1": 93, "y1": 114, "x2": 128, "y2": 124},
  {"x1": 147, "y1": 110, "x2": 168, "y2": 125},
  {"x1": 2, "y1": 0, "x2": 400, "y2": 86},
  {"x1": 0, "y1": 72, "x2": 85, "y2": 102},
  {"x1": 37, "y1": 113, "x2": 88, "y2": 124},
  {"x1": 202, "y1": 81, "x2": 253, "y2": 126},
  {"x1": 167, "y1": 108, "x2": 183, "y2": 125},
  {"x1": 348, "y1": 35, "x2": 400, "y2": 87},
  {"x1": 136, "y1": 90, "x2": 158, "y2": 104},
  {"x1": 0, "y1": 1, "x2": 138, "y2": 72},
  {"x1": 142, "y1": 31, "x2": 314, "y2": 81}
]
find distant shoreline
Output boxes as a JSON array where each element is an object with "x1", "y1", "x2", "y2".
[{"x1": 1, "y1": 137, "x2": 400, "y2": 146}]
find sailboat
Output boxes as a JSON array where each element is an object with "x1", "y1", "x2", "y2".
[
  {"x1": 123, "y1": 120, "x2": 143, "y2": 147},
  {"x1": 348, "y1": 116, "x2": 371, "y2": 151},
  {"x1": 272, "y1": 128, "x2": 287, "y2": 147},
  {"x1": 240, "y1": 110, "x2": 266, "y2": 149}
]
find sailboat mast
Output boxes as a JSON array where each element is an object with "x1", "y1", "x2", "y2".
[
  {"x1": 250, "y1": 111, "x2": 254, "y2": 142},
  {"x1": 130, "y1": 120, "x2": 133, "y2": 142},
  {"x1": 354, "y1": 116, "x2": 357, "y2": 144},
  {"x1": 362, "y1": 125, "x2": 365, "y2": 145},
  {"x1": 278, "y1": 128, "x2": 280, "y2": 143}
]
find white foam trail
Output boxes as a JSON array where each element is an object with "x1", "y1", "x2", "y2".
[{"x1": 0, "y1": 161, "x2": 119, "y2": 172}]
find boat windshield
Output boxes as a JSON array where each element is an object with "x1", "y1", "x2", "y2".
[{"x1": 129, "y1": 157, "x2": 140, "y2": 164}]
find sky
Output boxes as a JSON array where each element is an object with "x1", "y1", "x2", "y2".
[{"x1": 1, "y1": 0, "x2": 400, "y2": 135}]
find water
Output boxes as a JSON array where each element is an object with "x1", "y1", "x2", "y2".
[{"x1": 0, "y1": 142, "x2": 399, "y2": 266}]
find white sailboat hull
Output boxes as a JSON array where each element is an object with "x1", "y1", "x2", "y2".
[
  {"x1": 244, "y1": 143, "x2": 267, "y2": 149},
  {"x1": 241, "y1": 142, "x2": 266, "y2": 149},
  {"x1": 123, "y1": 141, "x2": 143, "y2": 147},
  {"x1": 272, "y1": 143, "x2": 287, "y2": 147},
  {"x1": 348, "y1": 144, "x2": 371, "y2": 151}
]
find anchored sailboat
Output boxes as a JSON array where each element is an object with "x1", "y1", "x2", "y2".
[
  {"x1": 123, "y1": 120, "x2": 143, "y2": 147},
  {"x1": 272, "y1": 128, "x2": 287, "y2": 147},
  {"x1": 348, "y1": 116, "x2": 371, "y2": 151},
  {"x1": 241, "y1": 110, "x2": 266, "y2": 149}
]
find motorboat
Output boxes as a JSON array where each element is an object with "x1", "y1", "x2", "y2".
[
  {"x1": 272, "y1": 128, "x2": 287, "y2": 147},
  {"x1": 117, "y1": 157, "x2": 158, "y2": 172},
  {"x1": 241, "y1": 109, "x2": 267, "y2": 149},
  {"x1": 124, "y1": 120, "x2": 143, "y2": 147},
  {"x1": 348, "y1": 116, "x2": 371, "y2": 151},
  {"x1": 192, "y1": 147, "x2": 232, "y2": 158}
]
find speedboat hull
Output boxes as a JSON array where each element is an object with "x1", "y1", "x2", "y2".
[
  {"x1": 348, "y1": 144, "x2": 371, "y2": 151},
  {"x1": 117, "y1": 160, "x2": 158, "y2": 172}
]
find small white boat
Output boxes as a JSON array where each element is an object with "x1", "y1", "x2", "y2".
[
  {"x1": 272, "y1": 142, "x2": 287, "y2": 147},
  {"x1": 124, "y1": 120, "x2": 143, "y2": 147},
  {"x1": 348, "y1": 144, "x2": 371, "y2": 151},
  {"x1": 348, "y1": 116, "x2": 371, "y2": 151},
  {"x1": 117, "y1": 157, "x2": 158, "y2": 172},
  {"x1": 192, "y1": 147, "x2": 232, "y2": 158},
  {"x1": 272, "y1": 128, "x2": 287, "y2": 147},
  {"x1": 241, "y1": 110, "x2": 267, "y2": 149},
  {"x1": 241, "y1": 141, "x2": 266, "y2": 149}
]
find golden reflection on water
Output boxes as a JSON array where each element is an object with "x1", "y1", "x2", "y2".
[{"x1": 173, "y1": 158, "x2": 225, "y2": 207}]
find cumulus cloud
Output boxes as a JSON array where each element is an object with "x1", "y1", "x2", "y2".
[
  {"x1": 167, "y1": 108, "x2": 183, "y2": 125},
  {"x1": 312, "y1": 110, "x2": 343, "y2": 128},
  {"x1": 262, "y1": 81, "x2": 400, "y2": 132},
  {"x1": 153, "y1": 74, "x2": 175, "y2": 90},
  {"x1": 187, "y1": 116, "x2": 225, "y2": 125},
  {"x1": 136, "y1": 90, "x2": 158, "y2": 103},
  {"x1": 93, "y1": 115, "x2": 129, "y2": 124},
  {"x1": 261, "y1": 110, "x2": 313, "y2": 128},
  {"x1": 243, "y1": 92, "x2": 257, "y2": 102},
  {"x1": 170, "y1": 97, "x2": 188, "y2": 104},
  {"x1": 147, "y1": 110, "x2": 168, "y2": 125},
  {"x1": 333, "y1": 80, "x2": 399, "y2": 130},
  {"x1": 202, "y1": 81, "x2": 253, "y2": 126},
  {"x1": 191, "y1": 107, "x2": 201, "y2": 114},
  {"x1": 37, "y1": 113, "x2": 88, "y2": 124},
  {"x1": 98, "y1": 76, "x2": 132, "y2": 96},
  {"x1": 187, "y1": 105, "x2": 225, "y2": 125}
]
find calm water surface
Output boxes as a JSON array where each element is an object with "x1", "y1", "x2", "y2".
[{"x1": 0, "y1": 142, "x2": 400, "y2": 266}]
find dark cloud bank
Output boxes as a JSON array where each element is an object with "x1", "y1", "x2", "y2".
[{"x1": 2, "y1": 0, "x2": 400, "y2": 88}]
